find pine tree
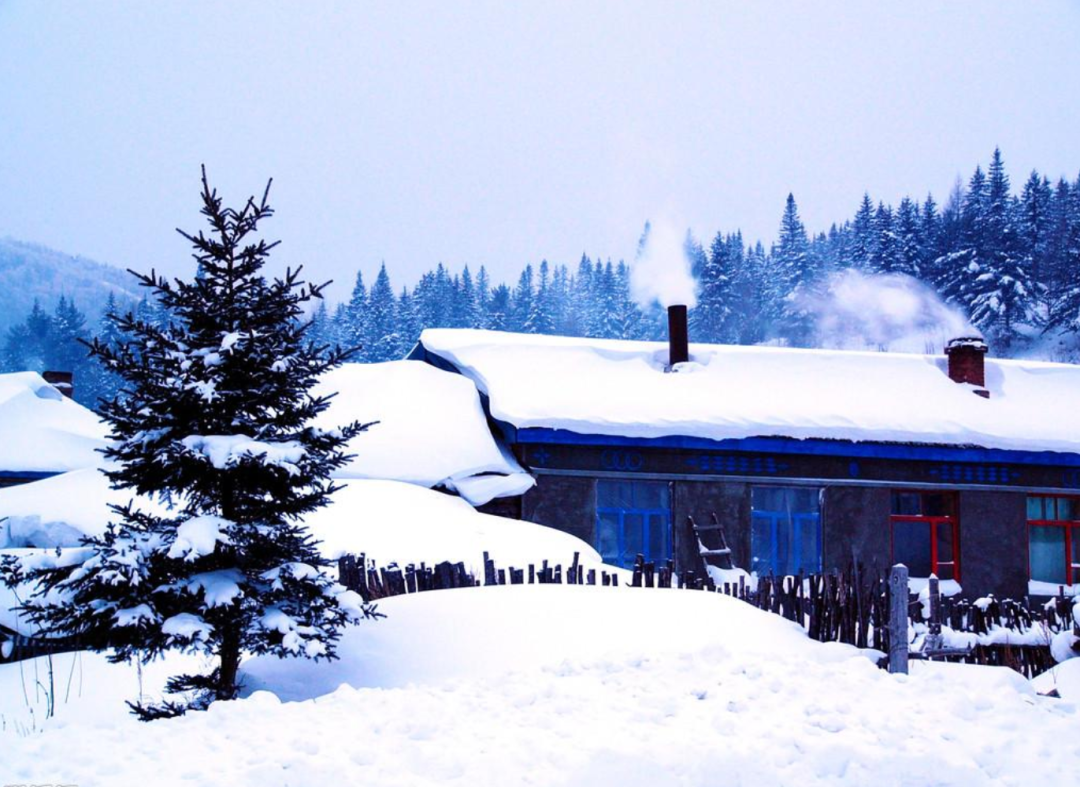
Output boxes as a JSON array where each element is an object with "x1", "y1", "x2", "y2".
[
  {"x1": 343, "y1": 271, "x2": 369, "y2": 360},
  {"x1": 525, "y1": 260, "x2": 557, "y2": 334},
  {"x1": 869, "y1": 202, "x2": 899, "y2": 274},
  {"x1": 773, "y1": 194, "x2": 818, "y2": 345},
  {"x1": 964, "y1": 149, "x2": 1037, "y2": 350},
  {"x1": 692, "y1": 231, "x2": 734, "y2": 343},
  {"x1": 396, "y1": 286, "x2": 422, "y2": 349},
  {"x1": 487, "y1": 283, "x2": 511, "y2": 331},
  {"x1": 509, "y1": 264, "x2": 534, "y2": 332},
  {"x1": 849, "y1": 194, "x2": 875, "y2": 269},
  {"x1": 2, "y1": 171, "x2": 378, "y2": 717},
  {"x1": 895, "y1": 197, "x2": 922, "y2": 277},
  {"x1": 365, "y1": 263, "x2": 400, "y2": 361}
]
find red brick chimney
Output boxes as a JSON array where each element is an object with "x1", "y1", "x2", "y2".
[
  {"x1": 43, "y1": 370, "x2": 74, "y2": 399},
  {"x1": 944, "y1": 338, "x2": 989, "y2": 399},
  {"x1": 667, "y1": 305, "x2": 689, "y2": 367}
]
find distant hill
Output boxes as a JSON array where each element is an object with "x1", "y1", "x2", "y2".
[{"x1": 0, "y1": 238, "x2": 140, "y2": 335}]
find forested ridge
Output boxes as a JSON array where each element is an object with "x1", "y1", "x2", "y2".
[{"x1": 4, "y1": 148, "x2": 1079, "y2": 407}]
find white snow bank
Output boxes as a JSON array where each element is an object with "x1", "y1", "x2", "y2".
[
  {"x1": 4, "y1": 585, "x2": 1075, "y2": 786},
  {"x1": 0, "y1": 372, "x2": 107, "y2": 473},
  {"x1": 0, "y1": 468, "x2": 168, "y2": 549},
  {"x1": 1032, "y1": 656, "x2": 1080, "y2": 700},
  {"x1": 304, "y1": 479, "x2": 600, "y2": 573},
  {"x1": 240, "y1": 585, "x2": 819, "y2": 698},
  {"x1": 314, "y1": 361, "x2": 533, "y2": 504},
  {"x1": 420, "y1": 329, "x2": 1080, "y2": 453}
]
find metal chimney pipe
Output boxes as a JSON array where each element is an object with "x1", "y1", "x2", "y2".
[{"x1": 667, "y1": 305, "x2": 689, "y2": 367}]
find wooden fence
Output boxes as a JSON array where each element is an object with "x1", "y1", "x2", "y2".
[{"x1": 337, "y1": 551, "x2": 1077, "y2": 680}]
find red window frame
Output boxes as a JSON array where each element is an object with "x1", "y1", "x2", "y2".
[
  {"x1": 889, "y1": 491, "x2": 961, "y2": 581},
  {"x1": 1027, "y1": 494, "x2": 1080, "y2": 585}
]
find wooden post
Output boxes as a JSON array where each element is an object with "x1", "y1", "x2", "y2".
[
  {"x1": 888, "y1": 564, "x2": 909, "y2": 675},
  {"x1": 926, "y1": 574, "x2": 943, "y2": 654}
]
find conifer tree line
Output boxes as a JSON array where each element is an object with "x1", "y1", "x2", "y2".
[{"x1": 4, "y1": 148, "x2": 1080, "y2": 404}]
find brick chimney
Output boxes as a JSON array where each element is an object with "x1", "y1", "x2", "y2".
[
  {"x1": 42, "y1": 370, "x2": 74, "y2": 399},
  {"x1": 944, "y1": 338, "x2": 989, "y2": 399},
  {"x1": 667, "y1": 305, "x2": 689, "y2": 368}
]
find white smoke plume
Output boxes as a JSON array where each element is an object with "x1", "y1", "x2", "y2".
[
  {"x1": 629, "y1": 218, "x2": 698, "y2": 308},
  {"x1": 804, "y1": 270, "x2": 976, "y2": 354}
]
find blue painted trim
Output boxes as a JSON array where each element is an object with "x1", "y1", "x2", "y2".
[
  {"x1": 514, "y1": 428, "x2": 1080, "y2": 467},
  {"x1": 0, "y1": 471, "x2": 58, "y2": 481}
]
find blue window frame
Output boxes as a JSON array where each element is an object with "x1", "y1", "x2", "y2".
[
  {"x1": 595, "y1": 480, "x2": 671, "y2": 569},
  {"x1": 750, "y1": 486, "x2": 822, "y2": 576}
]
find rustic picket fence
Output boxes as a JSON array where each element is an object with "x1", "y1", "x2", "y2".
[{"x1": 337, "y1": 551, "x2": 1076, "y2": 680}]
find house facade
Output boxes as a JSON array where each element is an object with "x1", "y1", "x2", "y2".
[{"x1": 414, "y1": 323, "x2": 1080, "y2": 600}]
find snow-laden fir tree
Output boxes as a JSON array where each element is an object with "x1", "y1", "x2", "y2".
[
  {"x1": 2, "y1": 170, "x2": 377, "y2": 718},
  {"x1": 365, "y1": 263, "x2": 400, "y2": 361}
]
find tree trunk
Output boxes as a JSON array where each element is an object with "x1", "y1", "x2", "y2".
[{"x1": 217, "y1": 622, "x2": 241, "y2": 700}]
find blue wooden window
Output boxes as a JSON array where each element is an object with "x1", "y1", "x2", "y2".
[
  {"x1": 750, "y1": 486, "x2": 822, "y2": 577},
  {"x1": 596, "y1": 480, "x2": 671, "y2": 569}
]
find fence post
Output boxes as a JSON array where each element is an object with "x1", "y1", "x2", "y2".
[{"x1": 889, "y1": 564, "x2": 909, "y2": 675}]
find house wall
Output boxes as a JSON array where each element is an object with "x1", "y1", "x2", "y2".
[
  {"x1": 672, "y1": 480, "x2": 750, "y2": 575},
  {"x1": 520, "y1": 475, "x2": 596, "y2": 547},
  {"x1": 822, "y1": 486, "x2": 892, "y2": 573},
  {"x1": 512, "y1": 469, "x2": 1040, "y2": 598},
  {"x1": 957, "y1": 489, "x2": 1028, "y2": 599}
]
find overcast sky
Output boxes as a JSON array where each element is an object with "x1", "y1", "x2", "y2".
[{"x1": 1, "y1": 1, "x2": 1078, "y2": 298}]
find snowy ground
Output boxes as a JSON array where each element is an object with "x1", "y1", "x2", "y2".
[{"x1": 3, "y1": 585, "x2": 1078, "y2": 787}]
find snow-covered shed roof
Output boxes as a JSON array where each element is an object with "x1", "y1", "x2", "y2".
[
  {"x1": 314, "y1": 361, "x2": 533, "y2": 504},
  {"x1": 0, "y1": 372, "x2": 108, "y2": 474},
  {"x1": 417, "y1": 329, "x2": 1080, "y2": 456}
]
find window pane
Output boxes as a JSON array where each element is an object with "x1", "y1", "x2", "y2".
[
  {"x1": 1071, "y1": 527, "x2": 1080, "y2": 572},
  {"x1": 936, "y1": 521, "x2": 955, "y2": 565},
  {"x1": 1029, "y1": 526, "x2": 1067, "y2": 584},
  {"x1": 775, "y1": 514, "x2": 792, "y2": 575},
  {"x1": 790, "y1": 488, "x2": 818, "y2": 513},
  {"x1": 923, "y1": 493, "x2": 953, "y2": 517},
  {"x1": 622, "y1": 513, "x2": 644, "y2": 563},
  {"x1": 751, "y1": 514, "x2": 773, "y2": 574},
  {"x1": 632, "y1": 481, "x2": 668, "y2": 510},
  {"x1": 893, "y1": 492, "x2": 921, "y2": 516},
  {"x1": 1057, "y1": 498, "x2": 1076, "y2": 522},
  {"x1": 597, "y1": 480, "x2": 634, "y2": 510},
  {"x1": 596, "y1": 512, "x2": 620, "y2": 563},
  {"x1": 751, "y1": 487, "x2": 782, "y2": 512},
  {"x1": 1027, "y1": 496, "x2": 1046, "y2": 520},
  {"x1": 893, "y1": 520, "x2": 932, "y2": 577},
  {"x1": 798, "y1": 515, "x2": 822, "y2": 573},
  {"x1": 647, "y1": 514, "x2": 667, "y2": 561}
]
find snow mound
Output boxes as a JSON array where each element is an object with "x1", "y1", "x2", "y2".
[
  {"x1": 304, "y1": 479, "x2": 599, "y2": 572},
  {"x1": 314, "y1": 361, "x2": 533, "y2": 504},
  {"x1": 4, "y1": 585, "x2": 1075, "y2": 786},
  {"x1": 419, "y1": 329, "x2": 1080, "y2": 453},
  {"x1": 1032, "y1": 656, "x2": 1080, "y2": 700},
  {"x1": 0, "y1": 372, "x2": 107, "y2": 474}
]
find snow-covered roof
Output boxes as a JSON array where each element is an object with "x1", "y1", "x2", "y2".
[
  {"x1": 418, "y1": 329, "x2": 1080, "y2": 455},
  {"x1": 0, "y1": 372, "x2": 107, "y2": 474},
  {"x1": 314, "y1": 361, "x2": 533, "y2": 504}
]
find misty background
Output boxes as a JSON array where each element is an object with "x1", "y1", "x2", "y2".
[{"x1": 1, "y1": 1, "x2": 1079, "y2": 292}]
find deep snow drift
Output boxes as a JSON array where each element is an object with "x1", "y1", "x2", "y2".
[
  {"x1": 0, "y1": 371, "x2": 107, "y2": 473},
  {"x1": 3, "y1": 586, "x2": 1078, "y2": 787},
  {"x1": 313, "y1": 361, "x2": 533, "y2": 504},
  {"x1": 419, "y1": 328, "x2": 1080, "y2": 453}
]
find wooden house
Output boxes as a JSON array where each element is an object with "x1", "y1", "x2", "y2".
[{"x1": 412, "y1": 314, "x2": 1080, "y2": 599}]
